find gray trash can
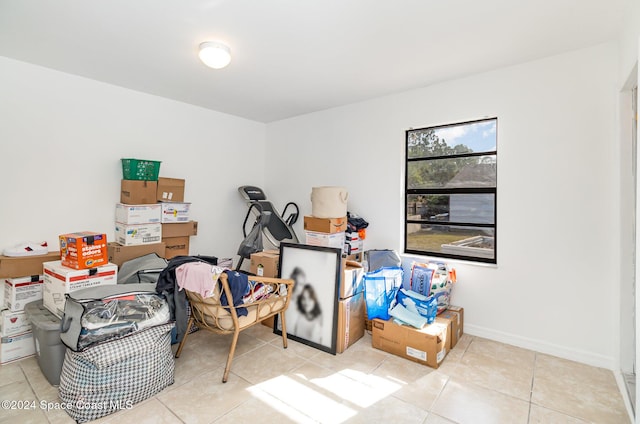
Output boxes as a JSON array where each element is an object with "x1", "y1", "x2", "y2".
[{"x1": 23, "y1": 300, "x2": 65, "y2": 386}]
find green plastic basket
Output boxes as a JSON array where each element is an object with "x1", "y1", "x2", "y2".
[{"x1": 121, "y1": 158, "x2": 161, "y2": 181}]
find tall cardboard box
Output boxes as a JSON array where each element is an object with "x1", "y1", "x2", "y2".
[
  {"x1": 336, "y1": 292, "x2": 365, "y2": 353},
  {"x1": 120, "y1": 180, "x2": 158, "y2": 204},
  {"x1": 340, "y1": 260, "x2": 364, "y2": 299},
  {"x1": 372, "y1": 318, "x2": 449, "y2": 368},
  {"x1": 107, "y1": 242, "x2": 166, "y2": 267},
  {"x1": 440, "y1": 306, "x2": 464, "y2": 348},
  {"x1": 43, "y1": 260, "x2": 117, "y2": 318},
  {"x1": 156, "y1": 177, "x2": 185, "y2": 202},
  {"x1": 0, "y1": 251, "x2": 60, "y2": 279},
  {"x1": 250, "y1": 251, "x2": 279, "y2": 277}
]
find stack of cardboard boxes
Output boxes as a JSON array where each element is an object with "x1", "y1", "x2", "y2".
[
  {"x1": 344, "y1": 228, "x2": 365, "y2": 260},
  {"x1": 336, "y1": 260, "x2": 365, "y2": 353},
  {"x1": 0, "y1": 253, "x2": 57, "y2": 364},
  {"x1": 43, "y1": 232, "x2": 118, "y2": 319},
  {"x1": 303, "y1": 215, "x2": 348, "y2": 251},
  {"x1": 303, "y1": 215, "x2": 365, "y2": 260},
  {"x1": 111, "y1": 174, "x2": 198, "y2": 266},
  {"x1": 0, "y1": 238, "x2": 120, "y2": 365},
  {"x1": 249, "y1": 246, "x2": 367, "y2": 354},
  {"x1": 371, "y1": 305, "x2": 465, "y2": 369},
  {"x1": 249, "y1": 249, "x2": 281, "y2": 329}
]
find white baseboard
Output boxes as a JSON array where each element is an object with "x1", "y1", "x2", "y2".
[
  {"x1": 464, "y1": 323, "x2": 615, "y2": 370},
  {"x1": 613, "y1": 369, "x2": 636, "y2": 423}
]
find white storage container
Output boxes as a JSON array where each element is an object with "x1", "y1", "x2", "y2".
[{"x1": 310, "y1": 186, "x2": 348, "y2": 218}]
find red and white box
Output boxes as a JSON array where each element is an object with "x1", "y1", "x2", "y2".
[
  {"x1": 59, "y1": 232, "x2": 109, "y2": 270},
  {"x1": 43, "y1": 260, "x2": 117, "y2": 318},
  {"x1": 1, "y1": 309, "x2": 31, "y2": 337},
  {"x1": 0, "y1": 331, "x2": 35, "y2": 364},
  {"x1": 4, "y1": 275, "x2": 43, "y2": 312}
]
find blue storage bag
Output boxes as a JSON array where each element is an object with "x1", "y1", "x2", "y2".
[{"x1": 364, "y1": 266, "x2": 403, "y2": 320}]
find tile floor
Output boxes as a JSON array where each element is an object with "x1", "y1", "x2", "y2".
[{"x1": 0, "y1": 324, "x2": 631, "y2": 424}]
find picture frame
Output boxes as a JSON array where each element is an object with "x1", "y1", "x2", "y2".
[{"x1": 274, "y1": 242, "x2": 342, "y2": 354}]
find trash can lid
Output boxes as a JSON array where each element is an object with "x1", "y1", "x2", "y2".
[{"x1": 23, "y1": 300, "x2": 61, "y2": 331}]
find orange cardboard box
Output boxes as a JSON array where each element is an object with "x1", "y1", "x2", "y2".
[{"x1": 59, "y1": 232, "x2": 108, "y2": 270}]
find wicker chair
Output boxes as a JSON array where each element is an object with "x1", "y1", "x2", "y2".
[{"x1": 174, "y1": 272, "x2": 295, "y2": 382}]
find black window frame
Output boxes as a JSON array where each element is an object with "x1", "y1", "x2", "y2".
[{"x1": 404, "y1": 117, "x2": 498, "y2": 264}]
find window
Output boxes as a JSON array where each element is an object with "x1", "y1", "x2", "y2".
[{"x1": 405, "y1": 118, "x2": 497, "y2": 263}]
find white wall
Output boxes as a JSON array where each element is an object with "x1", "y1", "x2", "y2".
[
  {"x1": 0, "y1": 56, "x2": 266, "y2": 261},
  {"x1": 619, "y1": 0, "x2": 640, "y2": 85},
  {"x1": 266, "y1": 42, "x2": 620, "y2": 368}
]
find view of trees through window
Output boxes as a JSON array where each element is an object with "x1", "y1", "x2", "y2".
[{"x1": 405, "y1": 118, "x2": 497, "y2": 263}]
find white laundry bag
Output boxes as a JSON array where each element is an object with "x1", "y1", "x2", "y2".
[{"x1": 310, "y1": 186, "x2": 348, "y2": 218}]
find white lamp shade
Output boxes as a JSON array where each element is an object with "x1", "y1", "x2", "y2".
[{"x1": 198, "y1": 42, "x2": 231, "y2": 69}]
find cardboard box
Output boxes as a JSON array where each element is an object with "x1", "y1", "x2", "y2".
[
  {"x1": 59, "y1": 232, "x2": 108, "y2": 270},
  {"x1": 303, "y1": 216, "x2": 348, "y2": 234},
  {"x1": 250, "y1": 251, "x2": 279, "y2": 277},
  {"x1": 115, "y1": 203, "x2": 161, "y2": 224},
  {"x1": 372, "y1": 318, "x2": 449, "y2": 368},
  {"x1": 161, "y1": 221, "x2": 198, "y2": 238},
  {"x1": 340, "y1": 260, "x2": 364, "y2": 299},
  {"x1": 163, "y1": 236, "x2": 189, "y2": 259},
  {"x1": 0, "y1": 251, "x2": 60, "y2": 279},
  {"x1": 120, "y1": 180, "x2": 158, "y2": 205},
  {"x1": 304, "y1": 231, "x2": 345, "y2": 249},
  {"x1": 435, "y1": 317, "x2": 453, "y2": 350},
  {"x1": 1, "y1": 309, "x2": 31, "y2": 337},
  {"x1": 43, "y1": 260, "x2": 117, "y2": 318},
  {"x1": 0, "y1": 331, "x2": 35, "y2": 364},
  {"x1": 107, "y1": 242, "x2": 166, "y2": 267},
  {"x1": 440, "y1": 306, "x2": 464, "y2": 348},
  {"x1": 261, "y1": 315, "x2": 275, "y2": 329},
  {"x1": 4, "y1": 275, "x2": 43, "y2": 312},
  {"x1": 157, "y1": 177, "x2": 185, "y2": 202},
  {"x1": 160, "y1": 202, "x2": 191, "y2": 223},
  {"x1": 345, "y1": 252, "x2": 363, "y2": 262},
  {"x1": 115, "y1": 223, "x2": 162, "y2": 246},
  {"x1": 337, "y1": 292, "x2": 365, "y2": 353}
]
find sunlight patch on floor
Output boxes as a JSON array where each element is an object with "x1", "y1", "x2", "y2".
[{"x1": 249, "y1": 375, "x2": 358, "y2": 423}]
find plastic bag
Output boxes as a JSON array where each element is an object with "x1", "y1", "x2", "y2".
[
  {"x1": 395, "y1": 288, "x2": 438, "y2": 323},
  {"x1": 364, "y1": 266, "x2": 403, "y2": 320},
  {"x1": 364, "y1": 249, "x2": 401, "y2": 272},
  {"x1": 409, "y1": 262, "x2": 433, "y2": 296},
  {"x1": 428, "y1": 262, "x2": 455, "y2": 313}
]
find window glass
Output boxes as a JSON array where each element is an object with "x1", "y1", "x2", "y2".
[{"x1": 405, "y1": 118, "x2": 497, "y2": 263}]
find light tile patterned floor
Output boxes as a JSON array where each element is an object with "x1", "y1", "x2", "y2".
[{"x1": 0, "y1": 325, "x2": 631, "y2": 423}]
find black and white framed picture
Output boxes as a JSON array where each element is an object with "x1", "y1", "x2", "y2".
[{"x1": 274, "y1": 242, "x2": 341, "y2": 354}]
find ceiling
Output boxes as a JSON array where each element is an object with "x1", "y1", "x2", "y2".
[{"x1": 0, "y1": 1, "x2": 627, "y2": 123}]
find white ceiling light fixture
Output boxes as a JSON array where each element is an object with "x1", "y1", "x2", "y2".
[{"x1": 198, "y1": 41, "x2": 231, "y2": 69}]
